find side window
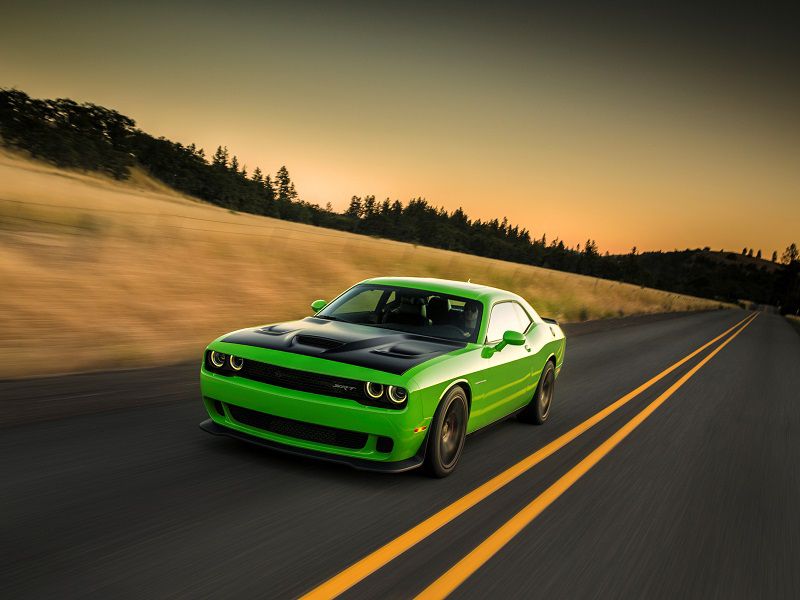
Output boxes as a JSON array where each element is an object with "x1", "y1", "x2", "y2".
[
  {"x1": 486, "y1": 302, "x2": 521, "y2": 342},
  {"x1": 512, "y1": 303, "x2": 532, "y2": 332}
]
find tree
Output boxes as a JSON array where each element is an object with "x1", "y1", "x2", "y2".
[
  {"x1": 251, "y1": 167, "x2": 263, "y2": 184},
  {"x1": 211, "y1": 146, "x2": 228, "y2": 169},
  {"x1": 747, "y1": 248, "x2": 753, "y2": 257},
  {"x1": 263, "y1": 174, "x2": 274, "y2": 197},
  {"x1": 0, "y1": 89, "x2": 136, "y2": 179},
  {"x1": 782, "y1": 243, "x2": 799, "y2": 264},
  {"x1": 772, "y1": 251, "x2": 778, "y2": 262},
  {"x1": 742, "y1": 247, "x2": 747, "y2": 255},
  {"x1": 230, "y1": 155, "x2": 240, "y2": 174},
  {"x1": 362, "y1": 195, "x2": 376, "y2": 217},
  {"x1": 345, "y1": 196, "x2": 362, "y2": 219},
  {"x1": 756, "y1": 249, "x2": 762, "y2": 259},
  {"x1": 275, "y1": 166, "x2": 298, "y2": 203}
]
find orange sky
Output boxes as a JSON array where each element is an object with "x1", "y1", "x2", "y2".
[{"x1": 2, "y1": 2, "x2": 798, "y2": 254}]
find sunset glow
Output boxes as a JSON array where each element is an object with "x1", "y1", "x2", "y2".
[{"x1": 2, "y1": 1, "x2": 797, "y2": 254}]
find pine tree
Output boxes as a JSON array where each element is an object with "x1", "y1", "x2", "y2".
[
  {"x1": 251, "y1": 167, "x2": 263, "y2": 184},
  {"x1": 212, "y1": 146, "x2": 228, "y2": 169},
  {"x1": 346, "y1": 196, "x2": 362, "y2": 219},
  {"x1": 772, "y1": 251, "x2": 778, "y2": 262},
  {"x1": 782, "y1": 243, "x2": 799, "y2": 264},
  {"x1": 230, "y1": 155, "x2": 240, "y2": 174},
  {"x1": 756, "y1": 249, "x2": 762, "y2": 259},
  {"x1": 258, "y1": 174, "x2": 276, "y2": 216},
  {"x1": 363, "y1": 195, "x2": 376, "y2": 217},
  {"x1": 275, "y1": 166, "x2": 298, "y2": 203}
]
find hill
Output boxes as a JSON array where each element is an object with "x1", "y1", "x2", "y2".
[
  {"x1": 2, "y1": 89, "x2": 798, "y2": 316},
  {"x1": 0, "y1": 151, "x2": 725, "y2": 378}
]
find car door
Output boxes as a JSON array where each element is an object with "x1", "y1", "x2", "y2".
[{"x1": 468, "y1": 301, "x2": 536, "y2": 431}]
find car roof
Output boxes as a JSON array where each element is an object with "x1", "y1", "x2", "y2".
[{"x1": 358, "y1": 276, "x2": 518, "y2": 303}]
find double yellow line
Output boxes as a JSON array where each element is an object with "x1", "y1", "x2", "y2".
[{"x1": 303, "y1": 312, "x2": 758, "y2": 600}]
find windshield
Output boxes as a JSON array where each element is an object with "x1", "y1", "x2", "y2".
[{"x1": 317, "y1": 284, "x2": 483, "y2": 343}]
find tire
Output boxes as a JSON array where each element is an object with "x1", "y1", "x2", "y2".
[
  {"x1": 519, "y1": 361, "x2": 556, "y2": 425},
  {"x1": 424, "y1": 386, "x2": 468, "y2": 478}
]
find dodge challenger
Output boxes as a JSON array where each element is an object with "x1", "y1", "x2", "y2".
[{"x1": 200, "y1": 277, "x2": 566, "y2": 476}]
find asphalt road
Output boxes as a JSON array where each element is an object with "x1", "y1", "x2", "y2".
[{"x1": 2, "y1": 310, "x2": 798, "y2": 599}]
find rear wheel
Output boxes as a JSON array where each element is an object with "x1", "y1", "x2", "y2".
[
  {"x1": 519, "y1": 361, "x2": 556, "y2": 425},
  {"x1": 424, "y1": 386, "x2": 468, "y2": 477}
]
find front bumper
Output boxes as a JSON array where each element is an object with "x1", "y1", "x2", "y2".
[
  {"x1": 200, "y1": 368, "x2": 429, "y2": 465},
  {"x1": 200, "y1": 419, "x2": 425, "y2": 472}
]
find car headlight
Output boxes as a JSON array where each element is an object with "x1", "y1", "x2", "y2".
[
  {"x1": 209, "y1": 351, "x2": 226, "y2": 368},
  {"x1": 229, "y1": 355, "x2": 244, "y2": 371},
  {"x1": 365, "y1": 382, "x2": 385, "y2": 399},
  {"x1": 387, "y1": 386, "x2": 408, "y2": 404}
]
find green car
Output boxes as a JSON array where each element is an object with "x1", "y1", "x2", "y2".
[{"x1": 200, "y1": 277, "x2": 566, "y2": 476}]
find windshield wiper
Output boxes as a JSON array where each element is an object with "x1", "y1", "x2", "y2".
[{"x1": 315, "y1": 315, "x2": 343, "y2": 322}]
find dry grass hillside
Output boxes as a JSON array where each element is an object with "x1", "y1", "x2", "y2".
[{"x1": 0, "y1": 151, "x2": 725, "y2": 378}]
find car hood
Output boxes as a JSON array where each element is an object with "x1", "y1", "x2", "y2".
[{"x1": 221, "y1": 317, "x2": 467, "y2": 375}]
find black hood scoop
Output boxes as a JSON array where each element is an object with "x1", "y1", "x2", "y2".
[
  {"x1": 222, "y1": 318, "x2": 465, "y2": 375},
  {"x1": 257, "y1": 324, "x2": 301, "y2": 336},
  {"x1": 372, "y1": 341, "x2": 447, "y2": 358},
  {"x1": 294, "y1": 335, "x2": 345, "y2": 350}
]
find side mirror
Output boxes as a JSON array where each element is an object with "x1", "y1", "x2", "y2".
[
  {"x1": 481, "y1": 330, "x2": 526, "y2": 358},
  {"x1": 311, "y1": 299, "x2": 327, "y2": 312},
  {"x1": 502, "y1": 330, "x2": 526, "y2": 347}
]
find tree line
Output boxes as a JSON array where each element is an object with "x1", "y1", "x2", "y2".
[{"x1": 1, "y1": 88, "x2": 798, "y2": 314}]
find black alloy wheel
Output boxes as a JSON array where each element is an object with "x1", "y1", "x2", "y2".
[
  {"x1": 425, "y1": 386, "x2": 468, "y2": 477},
  {"x1": 519, "y1": 360, "x2": 556, "y2": 425}
]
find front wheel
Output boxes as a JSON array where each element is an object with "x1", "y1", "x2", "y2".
[
  {"x1": 519, "y1": 361, "x2": 555, "y2": 425},
  {"x1": 424, "y1": 386, "x2": 468, "y2": 477}
]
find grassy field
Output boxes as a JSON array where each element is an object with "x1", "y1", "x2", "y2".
[{"x1": 0, "y1": 151, "x2": 726, "y2": 378}]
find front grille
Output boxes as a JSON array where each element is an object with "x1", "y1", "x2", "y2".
[
  {"x1": 239, "y1": 360, "x2": 364, "y2": 401},
  {"x1": 204, "y1": 352, "x2": 406, "y2": 409},
  {"x1": 227, "y1": 404, "x2": 368, "y2": 450}
]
